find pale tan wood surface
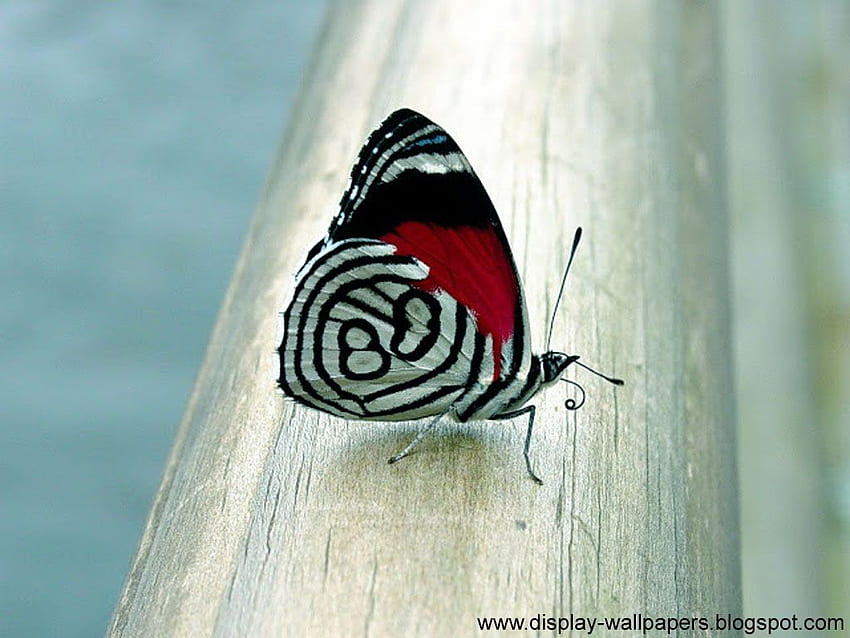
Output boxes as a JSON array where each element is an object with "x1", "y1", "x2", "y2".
[{"x1": 110, "y1": 2, "x2": 740, "y2": 635}]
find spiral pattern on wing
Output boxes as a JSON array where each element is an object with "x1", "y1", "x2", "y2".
[{"x1": 278, "y1": 240, "x2": 485, "y2": 420}]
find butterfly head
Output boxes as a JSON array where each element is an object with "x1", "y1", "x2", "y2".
[
  {"x1": 539, "y1": 351, "x2": 580, "y2": 385},
  {"x1": 538, "y1": 351, "x2": 624, "y2": 411}
]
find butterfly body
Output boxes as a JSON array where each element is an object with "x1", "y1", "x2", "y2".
[{"x1": 277, "y1": 109, "x2": 619, "y2": 482}]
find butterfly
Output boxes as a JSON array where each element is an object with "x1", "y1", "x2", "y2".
[{"x1": 277, "y1": 108, "x2": 622, "y2": 484}]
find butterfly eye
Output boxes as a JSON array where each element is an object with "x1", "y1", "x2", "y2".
[{"x1": 540, "y1": 352, "x2": 578, "y2": 383}]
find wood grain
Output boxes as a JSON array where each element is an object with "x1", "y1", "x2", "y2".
[{"x1": 110, "y1": 1, "x2": 740, "y2": 635}]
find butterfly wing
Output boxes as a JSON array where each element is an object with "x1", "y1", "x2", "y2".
[
  {"x1": 280, "y1": 109, "x2": 535, "y2": 421},
  {"x1": 279, "y1": 238, "x2": 494, "y2": 420},
  {"x1": 327, "y1": 109, "x2": 535, "y2": 384}
]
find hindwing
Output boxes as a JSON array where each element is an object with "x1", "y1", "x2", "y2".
[{"x1": 279, "y1": 239, "x2": 495, "y2": 420}]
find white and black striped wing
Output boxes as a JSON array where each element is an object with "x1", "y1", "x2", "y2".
[
  {"x1": 280, "y1": 109, "x2": 537, "y2": 422},
  {"x1": 279, "y1": 239, "x2": 495, "y2": 420}
]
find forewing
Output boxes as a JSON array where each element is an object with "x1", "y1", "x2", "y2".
[{"x1": 316, "y1": 109, "x2": 532, "y2": 383}]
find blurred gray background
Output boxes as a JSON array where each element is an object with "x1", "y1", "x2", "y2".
[{"x1": 0, "y1": 2, "x2": 326, "y2": 636}]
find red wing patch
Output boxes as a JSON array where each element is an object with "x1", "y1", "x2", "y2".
[{"x1": 380, "y1": 221, "x2": 519, "y2": 379}]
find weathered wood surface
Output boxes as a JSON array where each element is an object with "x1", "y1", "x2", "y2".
[{"x1": 110, "y1": 1, "x2": 740, "y2": 635}]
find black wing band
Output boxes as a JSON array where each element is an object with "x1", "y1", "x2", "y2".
[{"x1": 326, "y1": 109, "x2": 500, "y2": 241}]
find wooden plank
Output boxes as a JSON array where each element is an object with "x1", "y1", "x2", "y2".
[{"x1": 110, "y1": 1, "x2": 740, "y2": 635}]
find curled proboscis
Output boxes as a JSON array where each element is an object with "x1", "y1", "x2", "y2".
[{"x1": 561, "y1": 378, "x2": 586, "y2": 411}]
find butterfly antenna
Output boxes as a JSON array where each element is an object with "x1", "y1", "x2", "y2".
[
  {"x1": 545, "y1": 227, "x2": 583, "y2": 351},
  {"x1": 574, "y1": 360, "x2": 624, "y2": 386}
]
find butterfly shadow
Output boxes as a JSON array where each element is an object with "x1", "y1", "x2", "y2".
[
  {"x1": 309, "y1": 418, "x2": 544, "y2": 510},
  {"x1": 249, "y1": 412, "x2": 550, "y2": 598}
]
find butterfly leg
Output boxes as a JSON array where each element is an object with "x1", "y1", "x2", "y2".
[
  {"x1": 387, "y1": 413, "x2": 444, "y2": 466},
  {"x1": 492, "y1": 405, "x2": 542, "y2": 485}
]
